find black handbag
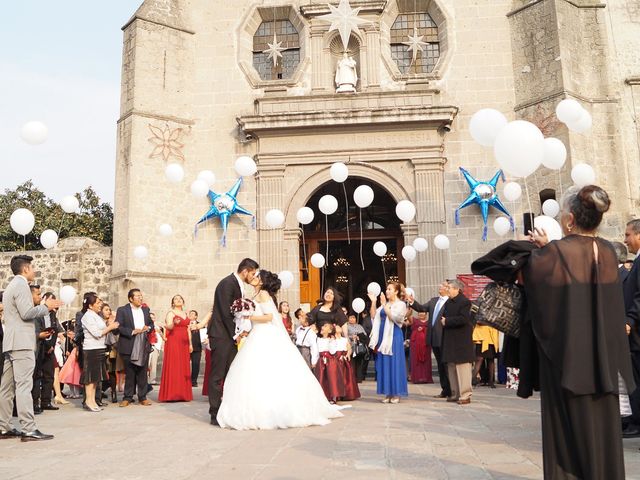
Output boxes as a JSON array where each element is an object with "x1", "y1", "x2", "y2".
[
  {"x1": 475, "y1": 282, "x2": 524, "y2": 338},
  {"x1": 354, "y1": 341, "x2": 368, "y2": 357}
]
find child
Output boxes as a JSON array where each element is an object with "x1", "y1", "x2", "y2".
[
  {"x1": 295, "y1": 308, "x2": 319, "y2": 369},
  {"x1": 315, "y1": 323, "x2": 345, "y2": 403},
  {"x1": 335, "y1": 325, "x2": 360, "y2": 401}
]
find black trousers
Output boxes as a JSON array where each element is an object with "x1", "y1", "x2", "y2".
[
  {"x1": 32, "y1": 351, "x2": 55, "y2": 407},
  {"x1": 208, "y1": 338, "x2": 236, "y2": 419},
  {"x1": 432, "y1": 346, "x2": 451, "y2": 397},
  {"x1": 629, "y1": 350, "x2": 640, "y2": 426},
  {"x1": 121, "y1": 354, "x2": 149, "y2": 402},
  {"x1": 190, "y1": 350, "x2": 202, "y2": 385}
]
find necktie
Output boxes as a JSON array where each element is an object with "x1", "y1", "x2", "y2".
[{"x1": 432, "y1": 299, "x2": 443, "y2": 326}]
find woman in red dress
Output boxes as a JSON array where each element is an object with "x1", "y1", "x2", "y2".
[
  {"x1": 278, "y1": 301, "x2": 293, "y2": 337},
  {"x1": 158, "y1": 295, "x2": 193, "y2": 402},
  {"x1": 409, "y1": 311, "x2": 433, "y2": 384}
]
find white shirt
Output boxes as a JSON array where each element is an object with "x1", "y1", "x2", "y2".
[
  {"x1": 295, "y1": 326, "x2": 319, "y2": 365},
  {"x1": 317, "y1": 337, "x2": 337, "y2": 355},
  {"x1": 334, "y1": 337, "x2": 349, "y2": 352},
  {"x1": 131, "y1": 304, "x2": 145, "y2": 330}
]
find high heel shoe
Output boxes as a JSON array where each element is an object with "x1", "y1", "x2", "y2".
[
  {"x1": 53, "y1": 396, "x2": 69, "y2": 405},
  {"x1": 83, "y1": 404, "x2": 102, "y2": 412}
]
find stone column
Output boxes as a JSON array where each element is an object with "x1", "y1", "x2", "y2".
[
  {"x1": 310, "y1": 24, "x2": 328, "y2": 92},
  {"x1": 401, "y1": 222, "x2": 419, "y2": 292},
  {"x1": 364, "y1": 24, "x2": 381, "y2": 88},
  {"x1": 257, "y1": 164, "x2": 287, "y2": 274},
  {"x1": 282, "y1": 227, "x2": 301, "y2": 306}
]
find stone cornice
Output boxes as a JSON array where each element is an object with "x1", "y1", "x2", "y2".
[
  {"x1": 110, "y1": 271, "x2": 198, "y2": 282},
  {"x1": 626, "y1": 77, "x2": 640, "y2": 86},
  {"x1": 507, "y1": 0, "x2": 605, "y2": 17},
  {"x1": 122, "y1": 16, "x2": 195, "y2": 35},
  {"x1": 514, "y1": 88, "x2": 618, "y2": 111},
  {"x1": 300, "y1": 1, "x2": 387, "y2": 17},
  {"x1": 117, "y1": 109, "x2": 195, "y2": 126}
]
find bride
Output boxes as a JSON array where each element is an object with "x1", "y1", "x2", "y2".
[{"x1": 216, "y1": 270, "x2": 344, "y2": 430}]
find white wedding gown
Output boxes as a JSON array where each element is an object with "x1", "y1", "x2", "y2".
[{"x1": 216, "y1": 299, "x2": 343, "y2": 430}]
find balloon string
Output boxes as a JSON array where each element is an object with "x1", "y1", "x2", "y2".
[
  {"x1": 557, "y1": 170, "x2": 564, "y2": 197},
  {"x1": 57, "y1": 213, "x2": 66, "y2": 236},
  {"x1": 524, "y1": 178, "x2": 535, "y2": 234},
  {"x1": 533, "y1": 174, "x2": 541, "y2": 209},
  {"x1": 342, "y1": 183, "x2": 351, "y2": 245},
  {"x1": 382, "y1": 259, "x2": 386, "y2": 283},
  {"x1": 325, "y1": 214, "x2": 329, "y2": 290},
  {"x1": 23, "y1": 235, "x2": 26, "y2": 252},
  {"x1": 301, "y1": 225, "x2": 308, "y2": 271}
]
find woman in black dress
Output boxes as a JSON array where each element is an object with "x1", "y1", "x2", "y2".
[{"x1": 308, "y1": 287, "x2": 348, "y2": 337}]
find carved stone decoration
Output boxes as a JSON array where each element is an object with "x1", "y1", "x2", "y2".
[
  {"x1": 147, "y1": 123, "x2": 186, "y2": 162},
  {"x1": 335, "y1": 52, "x2": 358, "y2": 93}
]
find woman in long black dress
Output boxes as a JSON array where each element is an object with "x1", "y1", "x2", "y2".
[
  {"x1": 526, "y1": 185, "x2": 634, "y2": 479},
  {"x1": 308, "y1": 287, "x2": 348, "y2": 336}
]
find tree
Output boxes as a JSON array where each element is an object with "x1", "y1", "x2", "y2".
[{"x1": 0, "y1": 180, "x2": 113, "y2": 251}]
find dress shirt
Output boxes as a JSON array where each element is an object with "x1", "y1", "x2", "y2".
[
  {"x1": 131, "y1": 304, "x2": 145, "y2": 330},
  {"x1": 433, "y1": 296, "x2": 448, "y2": 326},
  {"x1": 295, "y1": 326, "x2": 319, "y2": 365},
  {"x1": 43, "y1": 313, "x2": 51, "y2": 329}
]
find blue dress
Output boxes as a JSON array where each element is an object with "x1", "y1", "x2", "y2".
[{"x1": 374, "y1": 309, "x2": 408, "y2": 397}]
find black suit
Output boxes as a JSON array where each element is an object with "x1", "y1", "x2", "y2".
[
  {"x1": 208, "y1": 273, "x2": 242, "y2": 420},
  {"x1": 115, "y1": 304, "x2": 154, "y2": 402},
  {"x1": 412, "y1": 297, "x2": 450, "y2": 396},
  {"x1": 623, "y1": 257, "x2": 640, "y2": 425},
  {"x1": 190, "y1": 323, "x2": 203, "y2": 386},
  {"x1": 32, "y1": 311, "x2": 62, "y2": 407}
]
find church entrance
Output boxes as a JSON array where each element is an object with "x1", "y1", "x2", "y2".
[{"x1": 299, "y1": 178, "x2": 404, "y2": 311}]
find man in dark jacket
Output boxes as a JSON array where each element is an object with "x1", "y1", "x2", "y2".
[
  {"x1": 623, "y1": 220, "x2": 640, "y2": 437},
  {"x1": 441, "y1": 279, "x2": 474, "y2": 405},
  {"x1": 32, "y1": 292, "x2": 63, "y2": 413}
]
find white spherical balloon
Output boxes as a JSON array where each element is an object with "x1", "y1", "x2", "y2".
[
  {"x1": 40, "y1": 229, "x2": 58, "y2": 249},
  {"x1": 433, "y1": 234, "x2": 450, "y2": 250},
  {"x1": 503, "y1": 182, "x2": 522, "y2": 202},
  {"x1": 493, "y1": 217, "x2": 511, "y2": 237},
  {"x1": 413, "y1": 237, "x2": 428, "y2": 252},
  {"x1": 534, "y1": 215, "x2": 562, "y2": 241},
  {"x1": 542, "y1": 138, "x2": 567, "y2": 170},
  {"x1": 133, "y1": 245, "x2": 148, "y2": 260},
  {"x1": 402, "y1": 246, "x2": 417, "y2": 262},
  {"x1": 330, "y1": 162, "x2": 349, "y2": 183},
  {"x1": 567, "y1": 110, "x2": 592, "y2": 134},
  {"x1": 373, "y1": 241, "x2": 387, "y2": 257},
  {"x1": 542, "y1": 199, "x2": 560, "y2": 218},
  {"x1": 469, "y1": 108, "x2": 508, "y2": 147},
  {"x1": 235, "y1": 156, "x2": 257, "y2": 176},
  {"x1": 197, "y1": 170, "x2": 216, "y2": 187},
  {"x1": 10, "y1": 208, "x2": 35, "y2": 236},
  {"x1": 279, "y1": 270, "x2": 294, "y2": 289},
  {"x1": 395, "y1": 200, "x2": 416, "y2": 223},
  {"x1": 318, "y1": 195, "x2": 338, "y2": 215},
  {"x1": 60, "y1": 195, "x2": 80, "y2": 214},
  {"x1": 158, "y1": 224, "x2": 173, "y2": 237},
  {"x1": 556, "y1": 99, "x2": 584, "y2": 124},
  {"x1": 296, "y1": 207, "x2": 314, "y2": 225},
  {"x1": 265, "y1": 209, "x2": 285, "y2": 229},
  {"x1": 60, "y1": 286, "x2": 77, "y2": 305},
  {"x1": 494, "y1": 120, "x2": 544, "y2": 178},
  {"x1": 165, "y1": 163, "x2": 184, "y2": 183},
  {"x1": 353, "y1": 185, "x2": 374, "y2": 208},
  {"x1": 571, "y1": 163, "x2": 596, "y2": 187},
  {"x1": 190, "y1": 179, "x2": 209, "y2": 198},
  {"x1": 20, "y1": 121, "x2": 48, "y2": 145},
  {"x1": 310, "y1": 253, "x2": 325, "y2": 269},
  {"x1": 352, "y1": 297, "x2": 366, "y2": 314},
  {"x1": 367, "y1": 282, "x2": 381, "y2": 297}
]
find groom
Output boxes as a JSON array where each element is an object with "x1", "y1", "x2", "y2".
[{"x1": 208, "y1": 258, "x2": 259, "y2": 425}]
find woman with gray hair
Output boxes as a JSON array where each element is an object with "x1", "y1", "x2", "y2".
[{"x1": 527, "y1": 185, "x2": 634, "y2": 479}]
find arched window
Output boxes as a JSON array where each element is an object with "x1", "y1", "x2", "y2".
[
  {"x1": 252, "y1": 19, "x2": 300, "y2": 81},
  {"x1": 390, "y1": 12, "x2": 440, "y2": 75}
]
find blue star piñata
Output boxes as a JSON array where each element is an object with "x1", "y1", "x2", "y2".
[
  {"x1": 195, "y1": 177, "x2": 253, "y2": 247},
  {"x1": 455, "y1": 167, "x2": 513, "y2": 241}
]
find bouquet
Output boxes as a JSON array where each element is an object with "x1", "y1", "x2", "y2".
[{"x1": 230, "y1": 298, "x2": 255, "y2": 323}]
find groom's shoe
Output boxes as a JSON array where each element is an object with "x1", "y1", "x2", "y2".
[
  {"x1": 21, "y1": 430, "x2": 54, "y2": 442},
  {"x1": 210, "y1": 417, "x2": 219, "y2": 426},
  {"x1": 0, "y1": 428, "x2": 21, "y2": 439}
]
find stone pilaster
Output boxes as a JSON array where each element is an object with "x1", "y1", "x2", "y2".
[
  {"x1": 310, "y1": 24, "x2": 329, "y2": 92},
  {"x1": 257, "y1": 165, "x2": 287, "y2": 274},
  {"x1": 364, "y1": 24, "x2": 381, "y2": 88}
]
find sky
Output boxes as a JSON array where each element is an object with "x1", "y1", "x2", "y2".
[{"x1": 0, "y1": 1, "x2": 142, "y2": 205}]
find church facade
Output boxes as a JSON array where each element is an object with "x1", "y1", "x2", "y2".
[{"x1": 111, "y1": 0, "x2": 640, "y2": 314}]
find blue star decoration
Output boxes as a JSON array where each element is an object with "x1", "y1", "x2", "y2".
[
  {"x1": 455, "y1": 167, "x2": 514, "y2": 241},
  {"x1": 194, "y1": 177, "x2": 254, "y2": 247}
]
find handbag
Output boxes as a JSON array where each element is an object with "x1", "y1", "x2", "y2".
[
  {"x1": 475, "y1": 282, "x2": 523, "y2": 338},
  {"x1": 354, "y1": 341, "x2": 368, "y2": 357}
]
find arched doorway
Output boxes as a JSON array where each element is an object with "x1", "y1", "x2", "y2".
[{"x1": 299, "y1": 178, "x2": 405, "y2": 310}]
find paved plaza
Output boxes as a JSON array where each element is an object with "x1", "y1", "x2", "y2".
[{"x1": 1, "y1": 381, "x2": 639, "y2": 480}]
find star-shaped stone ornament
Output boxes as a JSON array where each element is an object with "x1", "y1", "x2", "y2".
[
  {"x1": 148, "y1": 124, "x2": 185, "y2": 162},
  {"x1": 317, "y1": 0, "x2": 369, "y2": 51},
  {"x1": 402, "y1": 28, "x2": 429, "y2": 66},
  {"x1": 263, "y1": 33, "x2": 288, "y2": 68}
]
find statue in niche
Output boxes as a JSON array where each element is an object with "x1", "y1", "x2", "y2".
[{"x1": 335, "y1": 52, "x2": 358, "y2": 93}]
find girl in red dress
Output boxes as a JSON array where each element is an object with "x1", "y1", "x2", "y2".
[
  {"x1": 278, "y1": 301, "x2": 294, "y2": 337},
  {"x1": 158, "y1": 295, "x2": 193, "y2": 402},
  {"x1": 335, "y1": 327, "x2": 360, "y2": 400},
  {"x1": 314, "y1": 323, "x2": 345, "y2": 403},
  {"x1": 409, "y1": 311, "x2": 433, "y2": 384}
]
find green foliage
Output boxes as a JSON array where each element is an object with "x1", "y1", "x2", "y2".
[{"x1": 0, "y1": 180, "x2": 113, "y2": 251}]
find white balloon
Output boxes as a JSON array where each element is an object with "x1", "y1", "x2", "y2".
[
  {"x1": 367, "y1": 282, "x2": 381, "y2": 297},
  {"x1": 434, "y1": 234, "x2": 450, "y2": 250},
  {"x1": 542, "y1": 199, "x2": 560, "y2": 218},
  {"x1": 190, "y1": 179, "x2": 209, "y2": 198},
  {"x1": 542, "y1": 138, "x2": 567, "y2": 170},
  {"x1": 353, "y1": 185, "x2": 374, "y2": 208},
  {"x1": 330, "y1": 162, "x2": 349, "y2": 183},
  {"x1": 165, "y1": 163, "x2": 184, "y2": 183},
  {"x1": 159, "y1": 224, "x2": 173, "y2": 237},
  {"x1": 402, "y1": 246, "x2": 417, "y2": 262},
  {"x1": 494, "y1": 120, "x2": 544, "y2": 178},
  {"x1": 373, "y1": 241, "x2": 387, "y2": 257},
  {"x1": 279, "y1": 270, "x2": 294, "y2": 289},
  {"x1": 265, "y1": 209, "x2": 285, "y2": 229},
  {"x1": 60, "y1": 195, "x2": 79, "y2": 214},
  {"x1": 413, "y1": 237, "x2": 428, "y2": 252},
  {"x1": 9, "y1": 208, "x2": 35, "y2": 236},
  {"x1": 352, "y1": 298, "x2": 366, "y2": 314},
  {"x1": 133, "y1": 245, "x2": 148, "y2": 260},
  {"x1": 318, "y1": 195, "x2": 338, "y2": 215},
  {"x1": 395, "y1": 200, "x2": 417, "y2": 223},
  {"x1": 534, "y1": 215, "x2": 562, "y2": 241},
  {"x1": 571, "y1": 163, "x2": 596, "y2": 187},
  {"x1": 20, "y1": 121, "x2": 48, "y2": 145},
  {"x1": 40, "y1": 229, "x2": 58, "y2": 249},
  {"x1": 493, "y1": 217, "x2": 511, "y2": 237},
  {"x1": 235, "y1": 155, "x2": 257, "y2": 176},
  {"x1": 567, "y1": 110, "x2": 592, "y2": 134},
  {"x1": 296, "y1": 207, "x2": 314, "y2": 225},
  {"x1": 59, "y1": 286, "x2": 77, "y2": 305},
  {"x1": 310, "y1": 253, "x2": 325, "y2": 269},
  {"x1": 503, "y1": 182, "x2": 522, "y2": 202},
  {"x1": 469, "y1": 109, "x2": 508, "y2": 147},
  {"x1": 197, "y1": 170, "x2": 216, "y2": 187},
  {"x1": 555, "y1": 99, "x2": 584, "y2": 124}
]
